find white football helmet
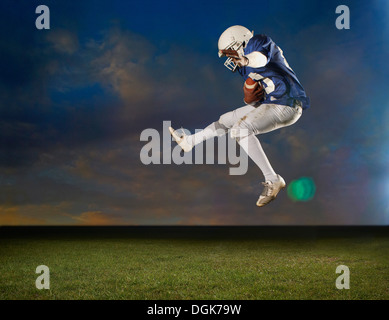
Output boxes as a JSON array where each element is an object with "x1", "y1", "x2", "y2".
[{"x1": 218, "y1": 25, "x2": 254, "y2": 72}]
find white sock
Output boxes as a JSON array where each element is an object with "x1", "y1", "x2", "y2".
[
  {"x1": 187, "y1": 122, "x2": 226, "y2": 146},
  {"x1": 237, "y1": 134, "x2": 277, "y2": 182}
]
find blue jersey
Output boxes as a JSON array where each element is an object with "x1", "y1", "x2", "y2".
[{"x1": 238, "y1": 34, "x2": 310, "y2": 110}]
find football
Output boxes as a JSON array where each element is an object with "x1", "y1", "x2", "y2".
[{"x1": 243, "y1": 77, "x2": 265, "y2": 105}]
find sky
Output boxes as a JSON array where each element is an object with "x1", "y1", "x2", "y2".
[{"x1": 0, "y1": 0, "x2": 389, "y2": 225}]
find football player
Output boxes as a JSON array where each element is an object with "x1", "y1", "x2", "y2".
[{"x1": 170, "y1": 25, "x2": 310, "y2": 207}]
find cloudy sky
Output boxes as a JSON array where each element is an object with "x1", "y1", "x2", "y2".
[{"x1": 1, "y1": 0, "x2": 388, "y2": 225}]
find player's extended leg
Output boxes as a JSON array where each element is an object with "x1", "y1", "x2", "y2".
[
  {"x1": 231, "y1": 102, "x2": 302, "y2": 207},
  {"x1": 236, "y1": 133, "x2": 286, "y2": 207},
  {"x1": 169, "y1": 105, "x2": 255, "y2": 152}
]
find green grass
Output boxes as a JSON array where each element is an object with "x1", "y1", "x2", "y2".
[{"x1": 0, "y1": 229, "x2": 388, "y2": 300}]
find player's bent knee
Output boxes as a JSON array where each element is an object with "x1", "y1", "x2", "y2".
[
  {"x1": 218, "y1": 112, "x2": 235, "y2": 129},
  {"x1": 230, "y1": 123, "x2": 251, "y2": 139}
]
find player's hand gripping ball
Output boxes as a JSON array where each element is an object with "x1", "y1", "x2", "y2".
[{"x1": 243, "y1": 78, "x2": 265, "y2": 105}]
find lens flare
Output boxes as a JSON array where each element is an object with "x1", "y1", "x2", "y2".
[{"x1": 287, "y1": 177, "x2": 316, "y2": 202}]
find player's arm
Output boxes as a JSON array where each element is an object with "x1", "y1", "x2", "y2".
[
  {"x1": 219, "y1": 49, "x2": 267, "y2": 68},
  {"x1": 244, "y1": 51, "x2": 267, "y2": 68}
]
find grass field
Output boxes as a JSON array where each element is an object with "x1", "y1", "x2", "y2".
[{"x1": 0, "y1": 227, "x2": 388, "y2": 300}]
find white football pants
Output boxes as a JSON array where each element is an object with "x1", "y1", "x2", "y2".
[{"x1": 187, "y1": 102, "x2": 302, "y2": 182}]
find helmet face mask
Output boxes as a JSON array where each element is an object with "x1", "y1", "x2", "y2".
[
  {"x1": 222, "y1": 41, "x2": 243, "y2": 72},
  {"x1": 218, "y1": 25, "x2": 253, "y2": 72}
]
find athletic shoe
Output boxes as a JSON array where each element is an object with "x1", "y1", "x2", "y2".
[
  {"x1": 168, "y1": 126, "x2": 193, "y2": 152},
  {"x1": 256, "y1": 174, "x2": 286, "y2": 207}
]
